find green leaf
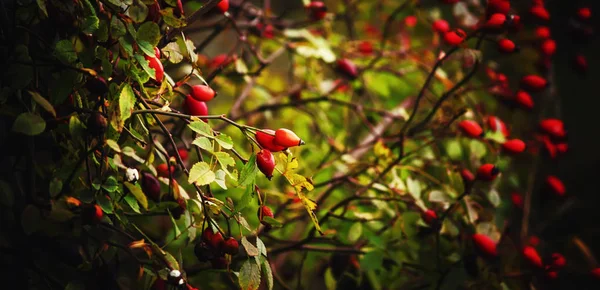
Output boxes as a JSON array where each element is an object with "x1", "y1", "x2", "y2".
[
  {"x1": 242, "y1": 236, "x2": 259, "y2": 257},
  {"x1": 188, "y1": 162, "x2": 215, "y2": 186},
  {"x1": 29, "y1": 90, "x2": 56, "y2": 117},
  {"x1": 0, "y1": 180, "x2": 14, "y2": 207},
  {"x1": 239, "y1": 259, "x2": 261, "y2": 290},
  {"x1": 256, "y1": 237, "x2": 267, "y2": 257},
  {"x1": 192, "y1": 137, "x2": 213, "y2": 152},
  {"x1": 406, "y1": 177, "x2": 421, "y2": 200},
  {"x1": 215, "y1": 134, "x2": 234, "y2": 149},
  {"x1": 49, "y1": 178, "x2": 63, "y2": 197},
  {"x1": 102, "y1": 176, "x2": 119, "y2": 193},
  {"x1": 236, "y1": 186, "x2": 254, "y2": 212},
  {"x1": 124, "y1": 193, "x2": 141, "y2": 213},
  {"x1": 137, "y1": 22, "x2": 161, "y2": 47},
  {"x1": 360, "y1": 250, "x2": 384, "y2": 271},
  {"x1": 162, "y1": 42, "x2": 184, "y2": 64},
  {"x1": 54, "y1": 40, "x2": 77, "y2": 64},
  {"x1": 106, "y1": 139, "x2": 121, "y2": 153},
  {"x1": 12, "y1": 113, "x2": 46, "y2": 136},
  {"x1": 324, "y1": 268, "x2": 337, "y2": 290},
  {"x1": 124, "y1": 182, "x2": 149, "y2": 210},
  {"x1": 97, "y1": 194, "x2": 114, "y2": 214},
  {"x1": 129, "y1": 0, "x2": 149, "y2": 23},
  {"x1": 119, "y1": 83, "x2": 137, "y2": 127},
  {"x1": 21, "y1": 205, "x2": 41, "y2": 235},
  {"x1": 134, "y1": 54, "x2": 155, "y2": 79},
  {"x1": 261, "y1": 216, "x2": 282, "y2": 228},
  {"x1": 111, "y1": 17, "x2": 127, "y2": 38},
  {"x1": 160, "y1": 8, "x2": 187, "y2": 28},
  {"x1": 445, "y1": 139, "x2": 463, "y2": 161},
  {"x1": 469, "y1": 139, "x2": 487, "y2": 159},
  {"x1": 214, "y1": 152, "x2": 235, "y2": 169},
  {"x1": 188, "y1": 121, "x2": 212, "y2": 137},
  {"x1": 238, "y1": 155, "x2": 258, "y2": 187},
  {"x1": 214, "y1": 169, "x2": 228, "y2": 190},
  {"x1": 260, "y1": 256, "x2": 274, "y2": 290},
  {"x1": 36, "y1": 0, "x2": 48, "y2": 17},
  {"x1": 347, "y1": 222, "x2": 363, "y2": 243},
  {"x1": 81, "y1": 16, "x2": 99, "y2": 34},
  {"x1": 402, "y1": 211, "x2": 420, "y2": 237}
]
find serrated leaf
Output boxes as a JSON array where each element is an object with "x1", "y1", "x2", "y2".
[
  {"x1": 162, "y1": 42, "x2": 184, "y2": 64},
  {"x1": 184, "y1": 39, "x2": 198, "y2": 63},
  {"x1": 214, "y1": 152, "x2": 235, "y2": 168},
  {"x1": 129, "y1": 0, "x2": 148, "y2": 23},
  {"x1": 111, "y1": 17, "x2": 126, "y2": 37},
  {"x1": 54, "y1": 40, "x2": 77, "y2": 64},
  {"x1": 298, "y1": 192, "x2": 322, "y2": 234},
  {"x1": 69, "y1": 115, "x2": 85, "y2": 138},
  {"x1": 239, "y1": 155, "x2": 258, "y2": 187},
  {"x1": 124, "y1": 182, "x2": 148, "y2": 210},
  {"x1": 188, "y1": 162, "x2": 215, "y2": 186},
  {"x1": 124, "y1": 193, "x2": 141, "y2": 213},
  {"x1": 406, "y1": 177, "x2": 421, "y2": 200},
  {"x1": 214, "y1": 169, "x2": 228, "y2": 190},
  {"x1": 192, "y1": 137, "x2": 213, "y2": 152},
  {"x1": 261, "y1": 216, "x2": 282, "y2": 228},
  {"x1": 36, "y1": 0, "x2": 48, "y2": 17},
  {"x1": 260, "y1": 256, "x2": 273, "y2": 290},
  {"x1": 256, "y1": 237, "x2": 267, "y2": 257},
  {"x1": 469, "y1": 139, "x2": 487, "y2": 159},
  {"x1": 12, "y1": 113, "x2": 46, "y2": 136},
  {"x1": 29, "y1": 91, "x2": 56, "y2": 117},
  {"x1": 239, "y1": 259, "x2": 261, "y2": 290},
  {"x1": 188, "y1": 121, "x2": 212, "y2": 136},
  {"x1": 160, "y1": 8, "x2": 187, "y2": 28},
  {"x1": 236, "y1": 186, "x2": 254, "y2": 212},
  {"x1": 214, "y1": 134, "x2": 233, "y2": 149},
  {"x1": 81, "y1": 16, "x2": 99, "y2": 34},
  {"x1": 97, "y1": 194, "x2": 113, "y2": 214},
  {"x1": 134, "y1": 54, "x2": 156, "y2": 80},
  {"x1": 242, "y1": 236, "x2": 259, "y2": 257}
]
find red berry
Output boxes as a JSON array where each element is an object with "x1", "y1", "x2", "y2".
[
  {"x1": 511, "y1": 192, "x2": 523, "y2": 209},
  {"x1": 528, "y1": 235, "x2": 541, "y2": 246},
  {"x1": 458, "y1": 120, "x2": 484, "y2": 138},
  {"x1": 472, "y1": 234, "x2": 498, "y2": 258},
  {"x1": 523, "y1": 246, "x2": 543, "y2": 268},
  {"x1": 461, "y1": 169, "x2": 475, "y2": 183},
  {"x1": 141, "y1": 172, "x2": 161, "y2": 202},
  {"x1": 551, "y1": 253, "x2": 566, "y2": 269},
  {"x1": 202, "y1": 227, "x2": 224, "y2": 249},
  {"x1": 540, "y1": 39, "x2": 556, "y2": 56},
  {"x1": 542, "y1": 136, "x2": 557, "y2": 159},
  {"x1": 256, "y1": 149, "x2": 275, "y2": 180},
  {"x1": 556, "y1": 142, "x2": 568, "y2": 154},
  {"x1": 210, "y1": 54, "x2": 229, "y2": 69},
  {"x1": 535, "y1": 26, "x2": 551, "y2": 39},
  {"x1": 577, "y1": 7, "x2": 591, "y2": 21},
  {"x1": 307, "y1": 1, "x2": 327, "y2": 21},
  {"x1": 487, "y1": 0, "x2": 511, "y2": 15},
  {"x1": 190, "y1": 85, "x2": 216, "y2": 102},
  {"x1": 256, "y1": 129, "x2": 287, "y2": 152},
  {"x1": 477, "y1": 164, "x2": 500, "y2": 181},
  {"x1": 515, "y1": 90, "x2": 534, "y2": 110},
  {"x1": 502, "y1": 139, "x2": 526, "y2": 154},
  {"x1": 487, "y1": 116, "x2": 509, "y2": 137},
  {"x1": 336, "y1": 58, "x2": 358, "y2": 79},
  {"x1": 546, "y1": 175, "x2": 565, "y2": 197},
  {"x1": 178, "y1": 148, "x2": 189, "y2": 161},
  {"x1": 421, "y1": 210, "x2": 438, "y2": 225},
  {"x1": 443, "y1": 28, "x2": 466, "y2": 46},
  {"x1": 145, "y1": 55, "x2": 164, "y2": 83},
  {"x1": 404, "y1": 16, "x2": 417, "y2": 27},
  {"x1": 485, "y1": 13, "x2": 507, "y2": 30},
  {"x1": 520, "y1": 75, "x2": 548, "y2": 92},
  {"x1": 175, "y1": 0, "x2": 184, "y2": 17},
  {"x1": 147, "y1": 0, "x2": 161, "y2": 23},
  {"x1": 530, "y1": 5, "x2": 550, "y2": 21},
  {"x1": 258, "y1": 205, "x2": 274, "y2": 220},
  {"x1": 539, "y1": 119, "x2": 566, "y2": 138},
  {"x1": 222, "y1": 237, "x2": 239, "y2": 255},
  {"x1": 497, "y1": 38, "x2": 517, "y2": 53},
  {"x1": 432, "y1": 19, "x2": 450, "y2": 33},
  {"x1": 274, "y1": 128, "x2": 304, "y2": 147},
  {"x1": 184, "y1": 95, "x2": 209, "y2": 122},
  {"x1": 216, "y1": 0, "x2": 229, "y2": 13},
  {"x1": 358, "y1": 41, "x2": 373, "y2": 55},
  {"x1": 156, "y1": 163, "x2": 175, "y2": 178},
  {"x1": 546, "y1": 268, "x2": 559, "y2": 280}
]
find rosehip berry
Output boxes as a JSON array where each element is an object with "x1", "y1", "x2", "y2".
[
  {"x1": 556, "y1": 142, "x2": 568, "y2": 154},
  {"x1": 487, "y1": 116, "x2": 509, "y2": 137},
  {"x1": 256, "y1": 129, "x2": 287, "y2": 152},
  {"x1": 485, "y1": 13, "x2": 507, "y2": 30},
  {"x1": 82, "y1": 204, "x2": 103, "y2": 224},
  {"x1": 577, "y1": 7, "x2": 591, "y2": 21},
  {"x1": 175, "y1": 0, "x2": 184, "y2": 17},
  {"x1": 209, "y1": 54, "x2": 228, "y2": 69},
  {"x1": 256, "y1": 149, "x2": 275, "y2": 180},
  {"x1": 458, "y1": 120, "x2": 484, "y2": 138},
  {"x1": 443, "y1": 28, "x2": 466, "y2": 46},
  {"x1": 216, "y1": 0, "x2": 229, "y2": 13},
  {"x1": 476, "y1": 164, "x2": 500, "y2": 181},
  {"x1": 520, "y1": 75, "x2": 548, "y2": 92},
  {"x1": 202, "y1": 227, "x2": 224, "y2": 249},
  {"x1": 497, "y1": 38, "x2": 517, "y2": 53},
  {"x1": 336, "y1": 58, "x2": 358, "y2": 79},
  {"x1": 421, "y1": 209, "x2": 438, "y2": 225},
  {"x1": 306, "y1": 1, "x2": 327, "y2": 21},
  {"x1": 222, "y1": 237, "x2": 239, "y2": 255},
  {"x1": 523, "y1": 246, "x2": 543, "y2": 268},
  {"x1": 546, "y1": 268, "x2": 559, "y2": 280},
  {"x1": 472, "y1": 234, "x2": 498, "y2": 258},
  {"x1": 461, "y1": 168, "x2": 475, "y2": 183},
  {"x1": 535, "y1": 26, "x2": 551, "y2": 39},
  {"x1": 147, "y1": 0, "x2": 161, "y2": 23},
  {"x1": 546, "y1": 175, "x2": 565, "y2": 197},
  {"x1": 184, "y1": 95, "x2": 208, "y2": 122},
  {"x1": 539, "y1": 118, "x2": 566, "y2": 139},
  {"x1": 551, "y1": 253, "x2": 566, "y2": 269},
  {"x1": 511, "y1": 192, "x2": 523, "y2": 208},
  {"x1": 274, "y1": 128, "x2": 304, "y2": 147},
  {"x1": 487, "y1": 0, "x2": 511, "y2": 15},
  {"x1": 515, "y1": 90, "x2": 534, "y2": 110},
  {"x1": 432, "y1": 19, "x2": 450, "y2": 34},
  {"x1": 530, "y1": 5, "x2": 550, "y2": 21},
  {"x1": 145, "y1": 54, "x2": 164, "y2": 83},
  {"x1": 404, "y1": 15, "x2": 417, "y2": 27},
  {"x1": 358, "y1": 41, "x2": 373, "y2": 55},
  {"x1": 156, "y1": 163, "x2": 175, "y2": 178},
  {"x1": 502, "y1": 139, "x2": 526, "y2": 154},
  {"x1": 141, "y1": 172, "x2": 161, "y2": 202},
  {"x1": 540, "y1": 39, "x2": 556, "y2": 56},
  {"x1": 528, "y1": 235, "x2": 541, "y2": 246},
  {"x1": 258, "y1": 205, "x2": 274, "y2": 221},
  {"x1": 178, "y1": 148, "x2": 189, "y2": 161},
  {"x1": 190, "y1": 85, "x2": 216, "y2": 102}
]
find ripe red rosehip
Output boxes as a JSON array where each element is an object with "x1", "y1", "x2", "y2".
[
  {"x1": 141, "y1": 172, "x2": 161, "y2": 202},
  {"x1": 156, "y1": 163, "x2": 175, "y2": 178},
  {"x1": 184, "y1": 95, "x2": 209, "y2": 122},
  {"x1": 477, "y1": 164, "x2": 500, "y2": 181},
  {"x1": 202, "y1": 227, "x2": 224, "y2": 249},
  {"x1": 520, "y1": 75, "x2": 548, "y2": 92},
  {"x1": 216, "y1": 0, "x2": 229, "y2": 13},
  {"x1": 336, "y1": 58, "x2": 358, "y2": 79},
  {"x1": 546, "y1": 268, "x2": 559, "y2": 280},
  {"x1": 487, "y1": 0, "x2": 511, "y2": 15},
  {"x1": 523, "y1": 246, "x2": 543, "y2": 268},
  {"x1": 530, "y1": 5, "x2": 550, "y2": 21},
  {"x1": 540, "y1": 39, "x2": 556, "y2": 56},
  {"x1": 178, "y1": 148, "x2": 189, "y2": 161},
  {"x1": 539, "y1": 119, "x2": 566, "y2": 138},
  {"x1": 258, "y1": 205, "x2": 274, "y2": 220},
  {"x1": 487, "y1": 116, "x2": 509, "y2": 137},
  {"x1": 222, "y1": 237, "x2": 239, "y2": 255},
  {"x1": 577, "y1": 7, "x2": 591, "y2": 21},
  {"x1": 458, "y1": 120, "x2": 484, "y2": 138},
  {"x1": 443, "y1": 28, "x2": 466, "y2": 46},
  {"x1": 546, "y1": 175, "x2": 565, "y2": 196},
  {"x1": 535, "y1": 26, "x2": 551, "y2": 39},
  {"x1": 256, "y1": 149, "x2": 275, "y2": 180},
  {"x1": 542, "y1": 136, "x2": 557, "y2": 158},
  {"x1": 528, "y1": 235, "x2": 541, "y2": 246},
  {"x1": 511, "y1": 192, "x2": 523, "y2": 208},
  {"x1": 306, "y1": 1, "x2": 327, "y2": 21},
  {"x1": 485, "y1": 13, "x2": 507, "y2": 30},
  {"x1": 497, "y1": 38, "x2": 517, "y2": 53},
  {"x1": 556, "y1": 142, "x2": 568, "y2": 154},
  {"x1": 190, "y1": 85, "x2": 216, "y2": 102},
  {"x1": 274, "y1": 128, "x2": 304, "y2": 147},
  {"x1": 432, "y1": 19, "x2": 450, "y2": 33},
  {"x1": 515, "y1": 90, "x2": 534, "y2": 110},
  {"x1": 154, "y1": 47, "x2": 161, "y2": 59},
  {"x1": 472, "y1": 234, "x2": 498, "y2": 258},
  {"x1": 358, "y1": 41, "x2": 373, "y2": 55},
  {"x1": 404, "y1": 15, "x2": 417, "y2": 27},
  {"x1": 145, "y1": 55, "x2": 164, "y2": 83},
  {"x1": 175, "y1": 0, "x2": 184, "y2": 17},
  {"x1": 256, "y1": 129, "x2": 287, "y2": 152},
  {"x1": 82, "y1": 204, "x2": 104, "y2": 224},
  {"x1": 147, "y1": 0, "x2": 161, "y2": 23},
  {"x1": 421, "y1": 210, "x2": 438, "y2": 225},
  {"x1": 551, "y1": 253, "x2": 566, "y2": 269},
  {"x1": 502, "y1": 139, "x2": 526, "y2": 154},
  {"x1": 461, "y1": 168, "x2": 475, "y2": 183},
  {"x1": 209, "y1": 54, "x2": 229, "y2": 69}
]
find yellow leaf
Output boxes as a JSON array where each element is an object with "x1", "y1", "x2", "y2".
[
  {"x1": 374, "y1": 139, "x2": 392, "y2": 159},
  {"x1": 298, "y1": 192, "x2": 322, "y2": 235}
]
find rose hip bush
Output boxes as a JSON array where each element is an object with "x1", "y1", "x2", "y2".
[{"x1": 0, "y1": 0, "x2": 597, "y2": 289}]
